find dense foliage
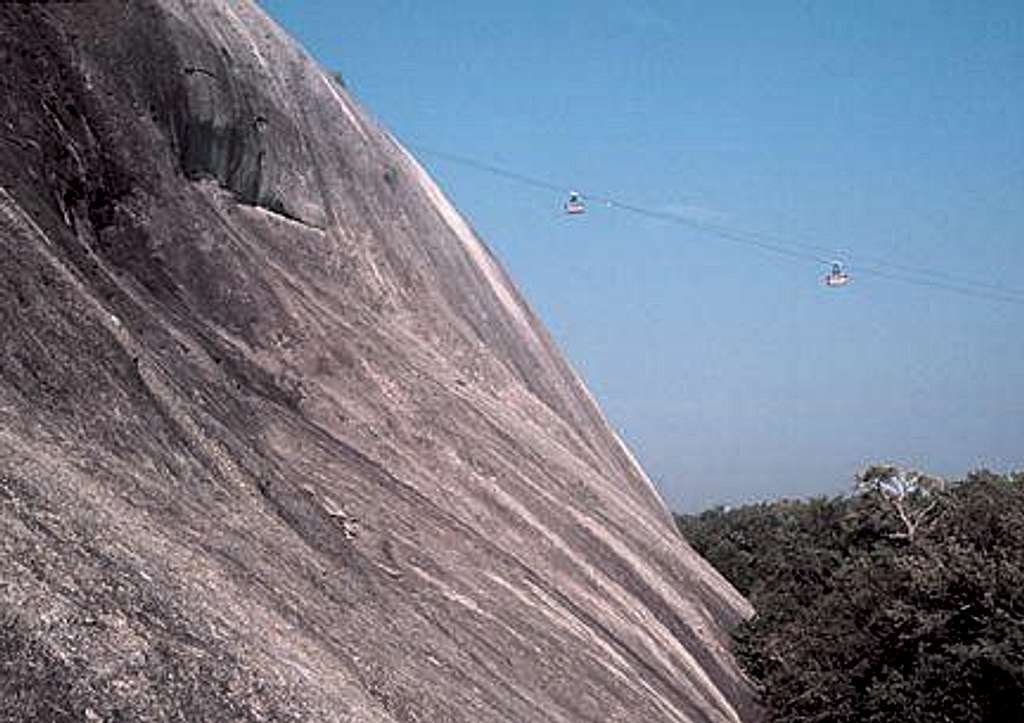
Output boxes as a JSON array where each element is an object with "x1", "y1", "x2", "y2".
[{"x1": 677, "y1": 468, "x2": 1024, "y2": 722}]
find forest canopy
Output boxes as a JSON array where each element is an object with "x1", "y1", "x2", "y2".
[{"x1": 676, "y1": 468, "x2": 1024, "y2": 722}]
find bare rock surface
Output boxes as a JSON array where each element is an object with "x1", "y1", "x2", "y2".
[{"x1": 0, "y1": 2, "x2": 757, "y2": 720}]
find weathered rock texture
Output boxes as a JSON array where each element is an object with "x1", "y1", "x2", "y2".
[{"x1": 0, "y1": 2, "x2": 757, "y2": 721}]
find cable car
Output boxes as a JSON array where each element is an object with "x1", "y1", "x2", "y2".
[
  {"x1": 823, "y1": 261, "x2": 850, "y2": 287},
  {"x1": 564, "y1": 191, "x2": 585, "y2": 215}
]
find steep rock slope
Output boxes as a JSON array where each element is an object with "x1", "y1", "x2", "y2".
[{"x1": 0, "y1": 2, "x2": 757, "y2": 721}]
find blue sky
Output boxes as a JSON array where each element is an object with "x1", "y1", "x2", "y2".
[{"x1": 260, "y1": 0, "x2": 1024, "y2": 511}]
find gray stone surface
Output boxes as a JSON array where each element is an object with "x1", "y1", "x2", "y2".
[{"x1": 0, "y1": 1, "x2": 757, "y2": 720}]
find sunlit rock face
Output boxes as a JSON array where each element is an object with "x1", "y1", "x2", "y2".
[{"x1": 0, "y1": 2, "x2": 757, "y2": 720}]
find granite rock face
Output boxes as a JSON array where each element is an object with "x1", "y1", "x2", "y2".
[{"x1": 0, "y1": 2, "x2": 757, "y2": 720}]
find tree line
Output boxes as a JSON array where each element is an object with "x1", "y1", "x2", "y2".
[{"x1": 676, "y1": 467, "x2": 1024, "y2": 722}]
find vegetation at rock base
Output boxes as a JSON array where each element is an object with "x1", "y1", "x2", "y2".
[{"x1": 677, "y1": 467, "x2": 1024, "y2": 722}]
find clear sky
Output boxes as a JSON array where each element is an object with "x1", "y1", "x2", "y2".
[{"x1": 259, "y1": 0, "x2": 1024, "y2": 511}]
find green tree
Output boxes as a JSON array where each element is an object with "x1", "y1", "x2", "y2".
[{"x1": 678, "y1": 468, "x2": 1024, "y2": 722}]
